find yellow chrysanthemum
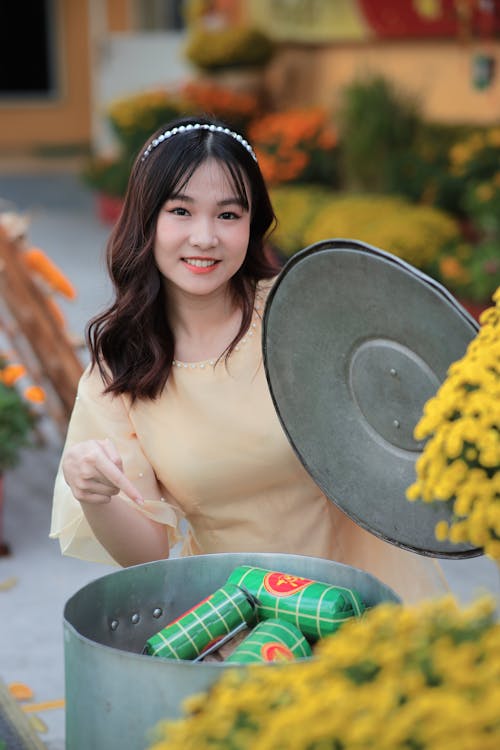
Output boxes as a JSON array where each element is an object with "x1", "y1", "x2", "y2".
[
  {"x1": 148, "y1": 596, "x2": 500, "y2": 750},
  {"x1": 408, "y1": 288, "x2": 499, "y2": 559}
]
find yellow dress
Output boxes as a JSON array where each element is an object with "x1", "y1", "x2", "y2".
[{"x1": 50, "y1": 282, "x2": 448, "y2": 603}]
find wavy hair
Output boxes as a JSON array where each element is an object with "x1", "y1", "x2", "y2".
[{"x1": 87, "y1": 115, "x2": 278, "y2": 400}]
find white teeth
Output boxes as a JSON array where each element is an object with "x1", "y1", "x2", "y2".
[{"x1": 184, "y1": 258, "x2": 217, "y2": 268}]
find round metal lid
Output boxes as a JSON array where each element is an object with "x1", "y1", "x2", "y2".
[{"x1": 263, "y1": 239, "x2": 482, "y2": 558}]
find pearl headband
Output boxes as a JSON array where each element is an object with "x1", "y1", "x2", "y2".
[{"x1": 141, "y1": 123, "x2": 258, "y2": 162}]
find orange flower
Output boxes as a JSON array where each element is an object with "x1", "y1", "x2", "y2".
[
  {"x1": 8, "y1": 683, "x2": 34, "y2": 701},
  {"x1": 23, "y1": 385, "x2": 45, "y2": 404},
  {"x1": 0, "y1": 364, "x2": 26, "y2": 386},
  {"x1": 255, "y1": 148, "x2": 309, "y2": 185},
  {"x1": 439, "y1": 256, "x2": 470, "y2": 282},
  {"x1": 249, "y1": 108, "x2": 336, "y2": 186},
  {"x1": 23, "y1": 248, "x2": 77, "y2": 300},
  {"x1": 318, "y1": 129, "x2": 337, "y2": 150},
  {"x1": 182, "y1": 81, "x2": 258, "y2": 118}
]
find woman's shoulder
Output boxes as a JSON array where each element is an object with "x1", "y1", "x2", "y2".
[
  {"x1": 256, "y1": 275, "x2": 279, "y2": 304},
  {"x1": 72, "y1": 363, "x2": 136, "y2": 425},
  {"x1": 74, "y1": 365, "x2": 108, "y2": 409},
  {"x1": 78, "y1": 362, "x2": 128, "y2": 405}
]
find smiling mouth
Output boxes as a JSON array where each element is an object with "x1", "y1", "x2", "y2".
[{"x1": 182, "y1": 258, "x2": 220, "y2": 268}]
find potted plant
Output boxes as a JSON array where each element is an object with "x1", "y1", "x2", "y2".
[
  {"x1": 436, "y1": 240, "x2": 500, "y2": 318},
  {"x1": 183, "y1": 0, "x2": 274, "y2": 100},
  {"x1": 0, "y1": 360, "x2": 41, "y2": 555},
  {"x1": 180, "y1": 80, "x2": 261, "y2": 138},
  {"x1": 185, "y1": 25, "x2": 275, "y2": 74},
  {"x1": 81, "y1": 155, "x2": 132, "y2": 223},
  {"x1": 81, "y1": 88, "x2": 186, "y2": 219},
  {"x1": 249, "y1": 108, "x2": 338, "y2": 187},
  {"x1": 440, "y1": 127, "x2": 500, "y2": 314}
]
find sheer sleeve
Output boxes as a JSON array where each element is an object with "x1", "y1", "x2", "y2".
[{"x1": 49, "y1": 365, "x2": 182, "y2": 564}]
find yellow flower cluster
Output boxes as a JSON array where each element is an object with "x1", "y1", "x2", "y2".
[
  {"x1": 449, "y1": 127, "x2": 500, "y2": 176},
  {"x1": 407, "y1": 288, "x2": 500, "y2": 559},
  {"x1": 475, "y1": 174, "x2": 500, "y2": 204},
  {"x1": 149, "y1": 596, "x2": 500, "y2": 750},
  {"x1": 303, "y1": 195, "x2": 460, "y2": 268},
  {"x1": 108, "y1": 90, "x2": 184, "y2": 135},
  {"x1": 270, "y1": 185, "x2": 332, "y2": 256},
  {"x1": 185, "y1": 26, "x2": 274, "y2": 71}
]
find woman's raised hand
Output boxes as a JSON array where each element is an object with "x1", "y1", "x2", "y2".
[{"x1": 62, "y1": 438, "x2": 144, "y2": 506}]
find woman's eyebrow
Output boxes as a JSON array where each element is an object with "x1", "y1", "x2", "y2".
[
  {"x1": 167, "y1": 193, "x2": 245, "y2": 208},
  {"x1": 217, "y1": 197, "x2": 246, "y2": 208},
  {"x1": 168, "y1": 192, "x2": 193, "y2": 202}
]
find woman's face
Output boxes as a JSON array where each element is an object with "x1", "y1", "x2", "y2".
[{"x1": 154, "y1": 158, "x2": 251, "y2": 302}]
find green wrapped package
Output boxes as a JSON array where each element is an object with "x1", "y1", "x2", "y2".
[
  {"x1": 226, "y1": 618, "x2": 312, "y2": 664},
  {"x1": 227, "y1": 566, "x2": 365, "y2": 640},
  {"x1": 144, "y1": 583, "x2": 256, "y2": 660}
]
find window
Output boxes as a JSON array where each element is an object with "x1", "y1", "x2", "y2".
[
  {"x1": 134, "y1": 0, "x2": 186, "y2": 31},
  {"x1": 0, "y1": 0, "x2": 58, "y2": 99}
]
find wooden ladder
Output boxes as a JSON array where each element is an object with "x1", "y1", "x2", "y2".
[{"x1": 0, "y1": 226, "x2": 83, "y2": 438}]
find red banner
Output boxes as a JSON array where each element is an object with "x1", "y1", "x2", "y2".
[{"x1": 358, "y1": 0, "x2": 500, "y2": 39}]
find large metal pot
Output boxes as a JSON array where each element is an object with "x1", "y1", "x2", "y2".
[{"x1": 64, "y1": 552, "x2": 399, "y2": 749}]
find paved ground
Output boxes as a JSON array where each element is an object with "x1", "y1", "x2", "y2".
[
  {"x1": 0, "y1": 166, "x2": 115, "y2": 749},
  {"x1": 0, "y1": 166, "x2": 498, "y2": 749}
]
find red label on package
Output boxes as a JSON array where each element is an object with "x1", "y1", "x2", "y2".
[
  {"x1": 263, "y1": 572, "x2": 312, "y2": 596},
  {"x1": 261, "y1": 642, "x2": 294, "y2": 662}
]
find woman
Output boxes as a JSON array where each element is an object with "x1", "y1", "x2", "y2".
[{"x1": 50, "y1": 116, "x2": 447, "y2": 602}]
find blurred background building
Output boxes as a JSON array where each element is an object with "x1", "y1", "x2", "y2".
[
  {"x1": 0, "y1": 0, "x2": 498, "y2": 158},
  {"x1": 2, "y1": 1, "x2": 499, "y2": 314}
]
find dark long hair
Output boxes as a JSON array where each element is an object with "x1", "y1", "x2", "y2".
[{"x1": 87, "y1": 115, "x2": 278, "y2": 401}]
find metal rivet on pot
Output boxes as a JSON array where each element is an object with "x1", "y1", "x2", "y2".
[
  {"x1": 131, "y1": 613, "x2": 140, "y2": 624},
  {"x1": 393, "y1": 419, "x2": 401, "y2": 428},
  {"x1": 152, "y1": 608, "x2": 162, "y2": 618},
  {"x1": 389, "y1": 368, "x2": 397, "y2": 376},
  {"x1": 110, "y1": 620, "x2": 119, "y2": 631}
]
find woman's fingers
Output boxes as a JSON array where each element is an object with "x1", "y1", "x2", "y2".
[
  {"x1": 98, "y1": 438, "x2": 124, "y2": 471},
  {"x1": 62, "y1": 439, "x2": 144, "y2": 506},
  {"x1": 92, "y1": 448, "x2": 144, "y2": 505}
]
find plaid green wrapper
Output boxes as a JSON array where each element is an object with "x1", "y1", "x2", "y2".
[
  {"x1": 144, "y1": 583, "x2": 256, "y2": 660},
  {"x1": 226, "y1": 566, "x2": 365, "y2": 640},
  {"x1": 226, "y1": 618, "x2": 312, "y2": 664}
]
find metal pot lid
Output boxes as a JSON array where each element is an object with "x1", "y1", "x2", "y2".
[{"x1": 263, "y1": 239, "x2": 482, "y2": 559}]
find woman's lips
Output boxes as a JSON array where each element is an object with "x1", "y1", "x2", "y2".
[{"x1": 182, "y1": 257, "x2": 220, "y2": 274}]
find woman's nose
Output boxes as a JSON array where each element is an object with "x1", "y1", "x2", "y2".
[{"x1": 189, "y1": 218, "x2": 218, "y2": 249}]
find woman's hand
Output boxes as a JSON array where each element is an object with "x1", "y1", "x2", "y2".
[{"x1": 62, "y1": 438, "x2": 144, "y2": 506}]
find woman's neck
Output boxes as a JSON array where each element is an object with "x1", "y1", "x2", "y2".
[{"x1": 168, "y1": 286, "x2": 243, "y2": 363}]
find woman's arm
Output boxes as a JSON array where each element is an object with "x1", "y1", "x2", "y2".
[
  {"x1": 51, "y1": 365, "x2": 179, "y2": 565},
  {"x1": 82, "y1": 494, "x2": 170, "y2": 567}
]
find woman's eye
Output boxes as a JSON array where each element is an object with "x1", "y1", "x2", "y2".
[
  {"x1": 219, "y1": 211, "x2": 238, "y2": 220},
  {"x1": 169, "y1": 206, "x2": 189, "y2": 216}
]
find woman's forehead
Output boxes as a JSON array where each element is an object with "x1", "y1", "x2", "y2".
[
  {"x1": 176, "y1": 157, "x2": 249, "y2": 202},
  {"x1": 188, "y1": 158, "x2": 243, "y2": 187}
]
